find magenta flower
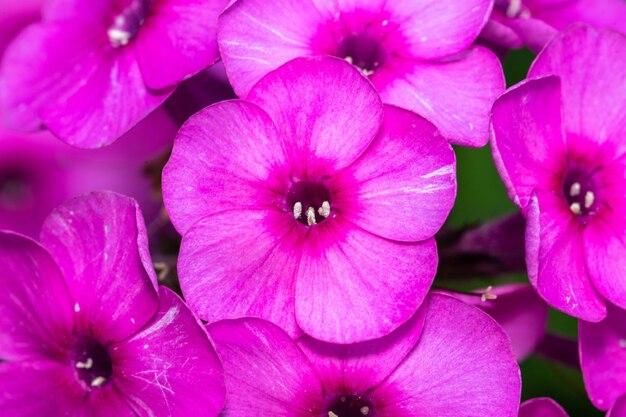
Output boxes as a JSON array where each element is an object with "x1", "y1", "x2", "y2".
[
  {"x1": 217, "y1": 0, "x2": 504, "y2": 147},
  {"x1": 490, "y1": 25, "x2": 626, "y2": 321},
  {"x1": 0, "y1": 192, "x2": 225, "y2": 416},
  {"x1": 519, "y1": 398, "x2": 568, "y2": 417},
  {"x1": 0, "y1": 108, "x2": 176, "y2": 236},
  {"x1": 0, "y1": 0, "x2": 228, "y2": 148},
  {"x1": 580, "y1": 303, "x2": 626, "y2": 415},
  {"x1": 208, "y1": 293, "x2": 521, "y2": 417},
  {"x1": 480, "y1": 0, "x2": 626, "y2": 53},
  {"x1": 163, "y1": 57, "x2": 456, "y2": 343}
]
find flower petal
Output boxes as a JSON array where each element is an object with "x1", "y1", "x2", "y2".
[
  {"x1": 529, "y1": 25, "x2": 626, "y2": 157},
  {"x1": 217, "y1": 0, "x2": 322, "y2": 96},
  {"x1": 111, "y1": 287, "x2": 225, "y2": 417},
  {"x1": 372, "y1": 293, "x2": 521, "y2": 417},
  {"x1": 375, "y1": 46, "x2": 504, "y2": 147},
  {"x1": 162, "y1": 100, "x2": 287, "y2": 234},
  {"x1": 247, "y1": 56, "x2": 383, "y2": 172},
  {"x1": 208, "y1": 318, "x2": 323, "y2": 417},
  {"x1": 608, "y1": 396, "x2": 626, "y2": 417},
  {"x1": 296, "y1": 305, "x2": 426, "y2": 393},
  {"x1": 332, "y1": 105, "x2": 455, "y2": 241},
  {"x1": 519, "y1": 398, "x2": 569, "y2": 417},
  {"x1": 505, "y1": 17, "x2": 558, "y2": 53},
  {"x1": 491, "y1": 76, "x2": 566, "y2": 208},
  {"x1": 40, "y1": 191, "x2": 159, "y2": 342},
  {"x1": 295, "y1": 218, "x2": 437, "y2": 343},
  {"x1": 136, "y1": 0, "x2": 228, "y2": 90},
  {"x1": 0, "y1": 232, "x2": 73, "y2": 361},
  {"x1": 580, "y1": 303, "x2": 626, "y2": 411},
  {"x1": 525, "y1": 189, "x2": 606, "y2": 321},
  {"x1": 178, "y1": 209, "x2": 302, "y2": 337}
]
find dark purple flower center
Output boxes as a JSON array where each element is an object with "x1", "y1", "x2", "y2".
[
  {"x1": 0, "y1": 169, "x2": 32, "y2": 210},
  {"x1": 562, "y1": 167, "x2": 598, "y2": 218},
  {"x1": 72, "y1": 336, "x2": 113, "y2": 389},
  {"x1": 286, "y1": 181, "x2": 332, "y2": 226},
  {"x1": 326, "y1": 395, "x2": 374, "y2": 417},
  {"x1": 337, "y1": 34, "x2": 386, "y2": 76},
  {"x1": 108, "y1": 0, "x2": 151, "y2": 47}
]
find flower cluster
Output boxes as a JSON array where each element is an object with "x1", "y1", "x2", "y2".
[{"x1": 0, "y1": 0, "x2": 625, "y2": 416}]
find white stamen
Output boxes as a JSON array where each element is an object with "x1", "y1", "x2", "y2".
[
  {"x1": 328, "y1": 413, "x2": 339, "y2": 417},
  {"x1": 293, "y1": 202, "x2": 303, "y2": 219},
  {"x1": 91, "y1": 376, "x2": 107, "y2": 387},
  {"x1": 362, "y1": 68, "x2": 374, "y2": 77},
  {"x1": 584, "y1": 191, "x2": 595, "y2": 209},
  {"x1": 360, "y1": 406, "x2": 370, "y2": 415},
  {"x1": 107, "y1": 28, "x2": 131, "y2": 46},
  {"x1": 381, "y1": 19, "x2": 389, "y2": 26},
  {"x1": 74, "y1": 302, "x2": 80, "y2": 313},
  {"x1": 306, "y1": 207, "x2": 316, "y2": 226},
  {"x1": 75, "y1": 358, "x2": 93, "y2": 369},
  {"x1": 344, "y1": 56, "x2": 353, "y2": 65},
  {"x1": 318, "y1": 201, "x2": 331, "y2": 218},
  {"x1": 569, "y1": 182, "x2": 581, "y2": 197},
  {"x1": 506, "y1": 0, "x2": 522, "y2": 17},
  {"x1": 570, "y1": 202, "x2": 582, "y2": 215},
  {"x1": 481, "y1": 286, "x2": 498, "y2": 302}
]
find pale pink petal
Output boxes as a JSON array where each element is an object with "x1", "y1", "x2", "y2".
[
  {"x1": 529, "y1": 25, "x2": 626, "y2": 157},
  {"x1": 0, "y1": 232, "x2": 73, "y2": 361},
  {"x1": 375, "y1": 47, "x2": 504, "y2": 147},
  {"x1": 162, "y1": 100, "x2": 287, "y2": 234},
  {"x1": 295, "y1": 218, "x2": 437, "y2": 343},
  {"x1": 136, "y1": 0, "x2": 229, "y2": 90},
  {"x1": 178, "y1": 209, "x2": 302, "y2": 337},
  {"x1": 505, "y1": 17, "x2": 558, "y2": 53},
  {"x1": 373, "y1": 293, "x2": 521, "y2": 417},
  {"x1": 296, "y1": 305, "x2": 426, "y2": 393},
  {"x1": 217, "y1": 0, "x2": 322, "y2": 96},
  {"x1": 491, "y1": 76, "x2": 566, "y2": 208},
  {"x1": 111, "y1": 287, "x2": 225, "y2": 417},
  {"x1": 525, "y1": 189, "x2": 606, "y2": 321},
  {"x1": 580, "y1": 303, "x2": 626, "y2": 411},
  {"x1": 247, "y1": 57, "x2": 383, "y2": 171},
  {"x1": 478, "y1": 16, "x2": 523, "y2": 50},
  {"x1": 332, "y1": 105, "x2": 455, "y2": 241},
  {"x1": 519, "y1": 398, "x2": 569, "y2": 417},
  {"x1": 208, "y1": 318, "x2": 323, "y2": 417},
  {"x1": 40, "y1": 192, "x2": 159, "y2": 342}
]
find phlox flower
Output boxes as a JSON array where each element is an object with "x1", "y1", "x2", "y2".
[
  {"x1": 0, "y1": 0, "x2": 229, "y2": 148},
  {"x1": 519, "y1": 398, "x2": 568, "y2": 417},
  {"x1": 0, "y1": 191, "x2": 225, "y2": 417},
  {"x1": 490, "y1": 25, "x2": 626, "y2": 321},
  {"x1": 217, "y1": 0, "x2": 504, "y2": 147},
  {"x1": 208, "y1": 293, "x2": 521, "y2": 417},
  {"x1": 163, "y1": 56, "x2": 456, "y2": 343}
]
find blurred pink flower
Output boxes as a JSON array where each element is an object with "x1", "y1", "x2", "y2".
[
  {"x1": 218, "y1": 0, "x2": 504, "y2": 147},
  {"x1": 0, "y1": 0, "x2": 228, "y2": 148},
  {"x1": 0, "y1": 191, "x2": 225, "y2": 417},
  {"x1": 163, "y1": 57, "x2": 456, "y2": 343},
  {"x1": 491, "y1": 25, "x2": 626, "y2": 321}
]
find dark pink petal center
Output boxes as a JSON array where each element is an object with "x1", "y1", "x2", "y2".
[
  {"x1": 286, "y1": 180, "x2": 333, "y2": 226},
  {"x1": 0, "y1": 168, "x2": 32, "y2": 210},
  {"x1": 71, "y1": 335, "x2": 113, "y2": 389},
  {"x1": 108, "y1": 0, "x2": 151, "y2": 47},
  {"x1": 337, "y1": 34, "x2": 387, "y2": 76},
  {"x1": 326, "y1": 394, "x2": 374, "y2": 417},
  {"x1": 561, "y1": 165, "x2": 599, "y2": 219}
]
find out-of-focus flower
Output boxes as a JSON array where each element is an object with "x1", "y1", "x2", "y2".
[
  {"x1": 519, "y1": 398, "x2": 569, "y2": 416},
  {"x1": 580, "y1": 303, "x2": 626, "y2": 415},
  {"x1": 479, "y1": 0, "x2": 626, "y2": 53},
  {"x1": 490, "y1": 25, "x2": 626, "y2": 321},
  {"x1": 218, "y1": 0, "x2": 504, "y2": 147},
  {"x1": 447, "y1": 284, "x2": 548, "y2": 361},
  {"x1": 0, "y1": 108, "x2": 176, "y2": 237},
  {"x1": 0, "y1": 191, "x2": 225, "y2": 417},
  {"x1": 0, "y1": 0, "x2": 44, "y2": 58},
  {"x1": 163, "y1": 57, "x2": 456, "y2": 343},
  {"x1": 0, "y1": 0, "x2": 229, "y2": 148},
  {"x1": 209, "y1": 293, "x2": 520, "y2": 417}
]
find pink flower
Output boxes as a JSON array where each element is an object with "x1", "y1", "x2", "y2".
[
  {"x1": 480, "y1": 0, "x2": 626, "y2": 53},
  {"x1": 208, "y1": 293, "x2": 521, "y2": 417},
  {"x1": 0, "y1": 191, "x2": 225, "y2": 416},
  {"x1": 0, "y1": 0, "x2": 229, "y2": 148},
  {"x1": 519, "y1": 398, "x2": 569, "y2": 417},
  {"x1": 580, "y1": 304, "x2": 626, "y2": 415},
  {"x1": 217, "y1": 0, "x2": 504, "y2": 147},
  {"x1": 162, "y1": 57, "x2": 456, "y2": 343},
  {"x1": 0, "y1": 0, "x2": 44, "y2": 58},
  {"x1": 490, "y1": 25, "x2": 626, "y2": 321}
]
